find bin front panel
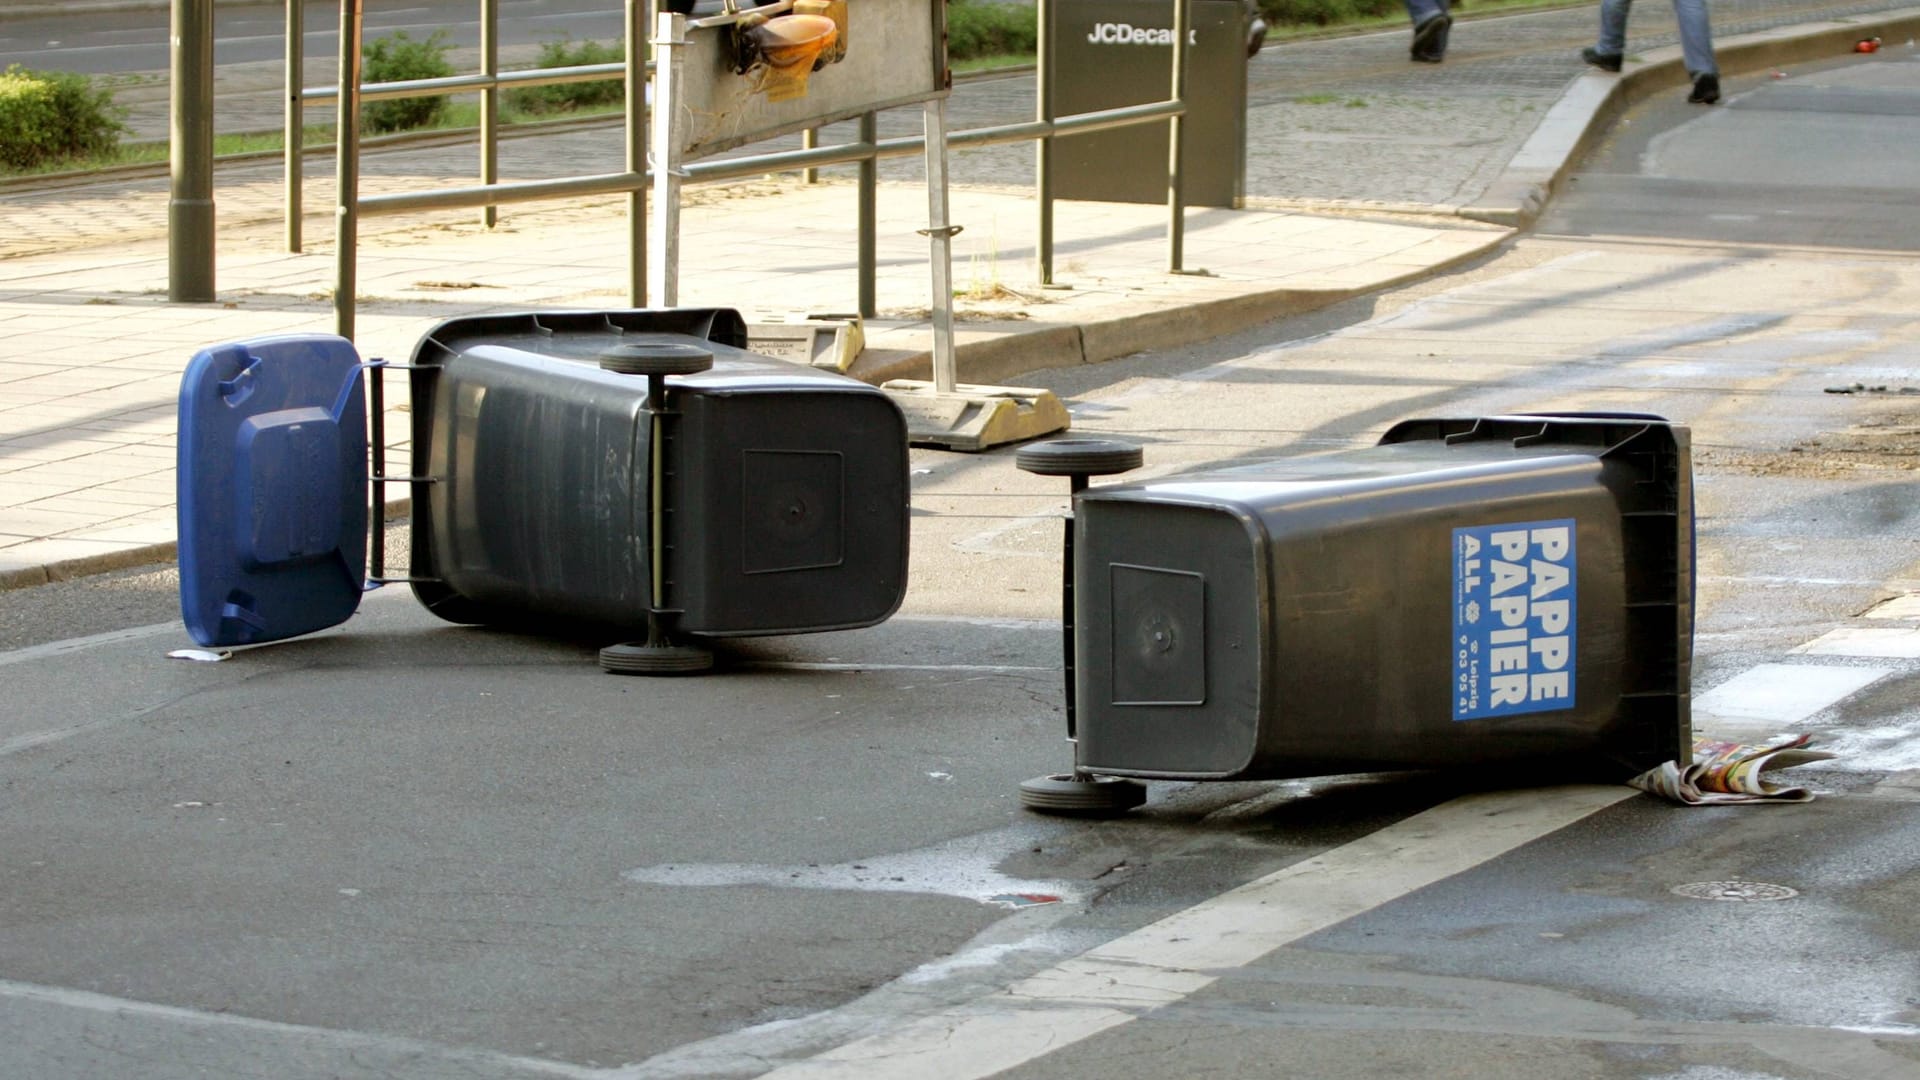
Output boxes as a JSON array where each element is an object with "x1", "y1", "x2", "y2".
[
  {"x1": 1251, "y1": 464, "x2": 1628, "y2": 778},
  {"x1": 1076, "y1": 498, "x2": 1264, "y2": 777},
  {"x1": 176, "y1": 334, "x2": 367, "y2": 647},
  {"x1": 673, "y1": 386, "x2": 909, "y2": 635}
]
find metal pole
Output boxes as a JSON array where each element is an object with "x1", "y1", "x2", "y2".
[
  {"x1": 627, "y1": 0, "x2": 649, "y2": 306},
  {"x1": 1035, "y1": 0, "x2": 1054, "y2": 287},
  {"x1": 169, "y1": 0, "x2": 216, "y2": 302},
  {"x1": 645, "y1": 374, "x2": 668, "y2": 639},
  {"x1": 648, "y1": 11, "x2": 685, "y2": 308},
  {"x1": 924, "y1": 97, "x2": 958, "y2": 395},
  {"x1": 1166, "y1": 0, "x2": 1188, "y2": 274},
  {"x1": 481, "y1": 0, "x2": 500, "y2": 228},
  {"x1": 334, "y1": 0, "x2": 364, "y2": 339},
  {"x1": 858, "y1": 112, "x2": 876, "y2": 320},
  {"x1": 1063, "y1": 473, "x2": 1086, "y2": 740},
  {"x1": 285, "y1": 0, "x2": 303, "y2": 252},
  {"x1": 368, "y1": 361, "x2": 386, "y2": 578}
]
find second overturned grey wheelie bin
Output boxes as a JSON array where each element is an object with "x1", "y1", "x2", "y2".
[{"x1": 1018, "y1": 413, "x2": 1695, "y2": 814}]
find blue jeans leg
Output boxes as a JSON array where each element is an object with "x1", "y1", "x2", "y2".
[
  {"x1": 1404, "y1": 0, "x2": 1449, "y2": 26},
  {"x1": 1672, "y1": 0, "x2": 1718, "y2": 75},
  {"x1": 1596, "y1": 0, "x2": 1631, "y2": 55}
]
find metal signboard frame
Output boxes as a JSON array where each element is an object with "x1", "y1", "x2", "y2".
[{"x1": 673, "y1": 0, "x2": 948, "y2": 162}]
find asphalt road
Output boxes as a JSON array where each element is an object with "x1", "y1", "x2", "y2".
[
  {"x1": 0, "y1": 0, "x2": 631, "y2": 75},
  {"x1": 4, "y1": 47, "x2": 1920, "y2": 1080}
]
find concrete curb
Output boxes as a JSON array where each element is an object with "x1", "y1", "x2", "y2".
[
  {"x1": 850, "y1": 229, "x2": 1509, "y2": 388},
  {"x1": 1464, "y1": 7, "x2": 1920, "y2": 227},
  {"x1": 0, "y1": 495, "x2": 415, "y2": 590},
  {"x1": 0, "y1": 542, "x2": 177, "y2": 590}
]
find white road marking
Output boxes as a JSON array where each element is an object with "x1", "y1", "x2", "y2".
[
  {"x1": 746, "y1": 785, "x2": 1634, "y2": 1079},
  {"x1": 1794, "y1": 627, "x2": 1920, "y2": 659},
  {"x1": 0, "y1": 622, "x2": 179, "y2": 668},
  {"x1": 1692, "y1": 663, "x2": 1893, "y2": 738},
  {"x1": 1864, "y1": 595, "x2": 1920, "y2": 620},
  {"x1": 1813, "y1": 723, "x2": 1920, "y2": 774},
  {"x1": 0, "y1": 979, "x2": 601, "y2": 1079},
  {"x1": 1698, "y1": 575, "x2": 1909, "y2": 588},
  {"x1": 0, "y1": 582, "x2": 417, "y2": 669}
]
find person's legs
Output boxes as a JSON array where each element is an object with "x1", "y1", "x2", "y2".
[
  {"x1": 1670, "y1": 0, "x2": 1718, "y2": 75},
  {"x1": 1595, "y1": 0, "x2": 1633, "y2": 57},
  {"x1": 1405, "y1": 0, "x2": 1451, "y2": 62}
]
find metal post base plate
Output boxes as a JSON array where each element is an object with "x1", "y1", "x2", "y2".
[{"x1": 881, "y1": 380, "x2": 1071, "y2": 452}]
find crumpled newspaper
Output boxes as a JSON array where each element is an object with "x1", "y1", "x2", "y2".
[{"x1": 1631, "y1": 734, "x2": 1835, "y2": 805}]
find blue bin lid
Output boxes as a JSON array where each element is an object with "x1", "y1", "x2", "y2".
[{"x1": 176, "y1": 334, "x2": 369, "y2": 646}]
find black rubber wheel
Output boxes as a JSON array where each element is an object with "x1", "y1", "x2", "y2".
[
  {"x1": 599, "y1": 641, "x2": 715, "y2": 675},
  {"x1": 597, "y1": 342, "x2": 715, "y2": 376},
  {"x1": 1015, "y1": 438, "x2": 1143, "y2": 478},
  {"x1": 1018, "y1": 773, "x2": 1147, "y2": 816}
]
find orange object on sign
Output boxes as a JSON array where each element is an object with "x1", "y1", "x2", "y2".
[{"x1": 746, "y1": 13, "x2": 838, "y2": 101}]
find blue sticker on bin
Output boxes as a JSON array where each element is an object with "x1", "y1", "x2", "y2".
[{"x1": 1452, "y1": 519, "x2": 1576, "y2": 721}]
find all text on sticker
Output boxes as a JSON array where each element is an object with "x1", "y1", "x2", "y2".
[{"x1": 1452, "y1": 519, "x2": 1576, "y2": 721}]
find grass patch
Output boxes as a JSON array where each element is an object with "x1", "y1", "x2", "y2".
[
  {"x1": 361, "y1": 30, "x2": 455, "y2": 134},
  {"x1": 949, "y1": 0, "x2": 1038, "y2": 62},
  {"x1": 0, "y1": 126, "x2": 335, "y2": 176},
  {"x1": 954, "y1": 51, "x2": 1035, "y2": 75},
  {"x1": 0, "y1": 64, "x2": 127, "y2": 170},
  {"x1": 0, "y1": 98, "x2": 633, "y2": 178},
  {"x1": 504, "y1": 36, "x2": 626, "y2": 115}
]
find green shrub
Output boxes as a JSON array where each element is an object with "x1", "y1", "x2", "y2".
[
  {"x1": 0, "y1": 64, "x2": 126, "y2": 171},
  {"x1": 1258, "y1": 0, "x2": 1403, "y2": 27},
  {"x1": 504, "y1": 37, "x2": 626, "y2": 115},
  {"x1": 361, "y1": 29, "x2": 455, "y2": 134},
  {"x1": 947, "y1": 0, "x2": 1037, "y2": 62}
]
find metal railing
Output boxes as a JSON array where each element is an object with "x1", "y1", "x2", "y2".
[
  {"x1": 286, "y1": 2, "x2": 645, "y2": 252},
  {"x1": 308, "y1": 0, "x2": 1198, "y2": 340}
]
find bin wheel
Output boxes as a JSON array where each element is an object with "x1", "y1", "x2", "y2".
[
  {"x1": 598, "y1": 342, "x2": 715, "y2": 377},
  {"x1": 1018, "y1": 773, "x2": 1147, "y2": 816},
  {"x1": 1015, "y1": 439, "x2": 1143, "y2": 478},
  {"x1": 600, "y1": 641, "x2": 715, "y2": 675}
]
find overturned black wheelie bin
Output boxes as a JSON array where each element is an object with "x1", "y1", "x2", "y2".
[
  {"x1": 175, "y1": 309, "x2": 909, "y2": 672},
  {"x1": 1016, "y1": 414, "x2": 1694, "y2": 814}
]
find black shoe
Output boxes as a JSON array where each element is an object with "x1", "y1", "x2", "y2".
[
  {"x1": 1581, "y1": 46, "x2": 1623, "y2": 72},
  {"x1": 1688, "y1": 72, "x2": 1720, "y2": 104},
  {"x1": 1412, "y1": 14, "x2": 1450, "y2": 63}
]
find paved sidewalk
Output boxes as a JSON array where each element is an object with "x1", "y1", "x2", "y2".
[{"x1": 2, "y1": 3, "x2": 1917, "y2": 589}]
